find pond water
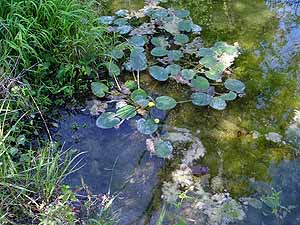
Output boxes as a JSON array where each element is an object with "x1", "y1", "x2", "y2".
[{"x1": 55, "y1": 0, "x2": 300, "y2": 224}]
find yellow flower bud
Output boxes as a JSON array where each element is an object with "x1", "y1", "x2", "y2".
[
  {"x1": 148, "y1": 101, "x2": 156, "y2": 107},
  {"x1": 154, "y1": 118, "x2": 160, "y2": 124}
]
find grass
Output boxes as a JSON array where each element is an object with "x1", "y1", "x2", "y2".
[{"x1": 0, "y1": 0, "x2": 120, "y2": 223}]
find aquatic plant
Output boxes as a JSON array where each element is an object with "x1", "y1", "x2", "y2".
[{"x1": 92, "y1": 1, "x2": 245, "y2": 158}]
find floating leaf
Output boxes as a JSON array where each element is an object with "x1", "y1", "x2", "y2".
[
  {"x1": 220, "y1": 91, "x2": 237, "y2": 101},
  {"x1": 149, "y1": 66, "x2": 168, "y2": 81},
  {"x1": 129, "y1": 36, "x2": 147, "y2": 47},
  {"x1": 151, "y1": 9, "x2": 169, "y2": 19},
  {"x1": 137, "y1": 118, "x2": 158, "y2": 135},
  {"x1": 125, "y1": 80, "x2": 137, "y2": 90},
  {"x1": 91, "y1": 82, "x2": 109, "y2": 98},
  {"x1": 191, "y1": 76, "x2": 209, "y2": 90},
  {"x1": 114, "y1": 18, "x2": 128, "y2": 26},
  {"x1": 209, "y1": 97, "x2": 227, "y2": 110},
  {"x1": 174, "y1": 9, "x2": 190, "y2": 18},
  {"x1": 110, "y1": 48, "x2": 124, "y2": 59},
  {"x1": 166, "y1": 64, "x2": 181, "y2": 76},
  {"x1": 115, "y1": 9, "x2": 129, "y2": 17},
  {"x1": 178, "y1": 20, "x2": 192, "y2": 32},
  {"x1": 181, "y1": 69, "x2": 195, "y2": 80},
  {"x1": 168, "y1": 50, "x2": 183, "y2": 61},
  {"x1": 106, "y1": 62, "x2": 120, "y2": 76},
  {"x1": 205, "y1": 69, "x2": 222, "y2": 81},
  {"x1": 198, "y1": 48, "x2": 217, "y2": 58},
  {"x1": 174, "y1": 34, "x2": 189, "y2": 44},
  {"x1": 151, "y1": 47, "x2": 168, "y2": 57},
  {"x1": 96, "y1": 112, "x2": 120, "y2": 129},
  {"x1": 191, "y1": 23, "x2": 202, "y2": 33},
  {"x1": 131, "y1": 89, "x2": 149, "y2": 107},
  {"x1": 163, "y1": 17, "x2": 180, "y2": 35},
  {"x1": 199, "y1": 56, "x2": 218, "y2": 69},
  {"x1": 99, "y1": 16, "x2": 115, "y2": 25},
  {"x1": 155, "y1": 140, "x2": 173, "y2": 158},
  {"x1": 213, "y1": 41, "x2": 239, "y2": 56},
  {"x1": 224, "y1": 79, "x2": 245, "y2": 93},
  {"x1": 151, "y1": 36, "x2": 169, "y2": 47},
  {"x1": 155, "y1": 96, "x2": 177, "y2": 110},
  {"x1": 117, "y1": 25, "x2": 132, "y2": 34},
  {"x1": 116, "y1": 105, "x2": 137, "y2": 120},
  {"x1": 130, "y1": 48, "x2": 147, "y2": 71},
  {"x1": 191, "y1": 92, "x2": 213, "y2": 106}
]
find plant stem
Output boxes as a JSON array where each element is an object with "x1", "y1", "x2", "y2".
[
  {"x1": 113, "y1": 75, "x2": 122, "y2": 91},
  {"x1": 137, "y1": 70, "x2": 140, "y2": 89},
  {"x1": 177, "y1": 100, "x2": 192, "y2": 104}
]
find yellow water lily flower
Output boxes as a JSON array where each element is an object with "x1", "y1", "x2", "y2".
[
  {"x1": 154, "y1": 118, "x2": 160, "y2": 124},
  {"x1": 148, "y1": 101, "x2": 156, "y2": 107}
]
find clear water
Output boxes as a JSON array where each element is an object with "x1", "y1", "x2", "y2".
[{"x1": 55, "y1": 0, "x2": 300, "y2": 224}]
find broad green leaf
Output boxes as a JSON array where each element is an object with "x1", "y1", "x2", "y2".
[
  {"x1": 106, "y1": 62, "x2": 120, "y2": 77},
  {"x1": 174, "y1": 9, "x2": 190, "y2": 18},
  {"x1": 114, "y1": 18, "x2": 128, "y2": 26},
  {"x1": 137, "y1": 118, "x2": 158, "y2": 135},
  {"x1": 155, "y1": 96, "x2": 177, "y2": 110},
  {"x1": 151, "y1": 9, "x2": 169, "y2": 19},
  {"x1": 151, "y1": 47, "x2": 168, "y2": 57},
  {"x1": 224, "y1": 79, "x2": 245, "y2": 93},
  {"x1": 115, "y1": 9, "x2": 129, "y2": 17},
  {"x1": 191, "y1": 23, "x2": 202, "y2": 33},
  {"x1": 149, "y1": 66, "x2": 168, "y2": 81},
  {"x1": 99, "y1": 16, "x2": 115, "y2": 25},
  {"x1": 155, "y1": 140, "x2": 173, "y2": 158},
  {"x1": 191, "y1": 76, "x2": 209, "y2": 90},
  {"x1": 178, "y1": 20, "x2": 192, "y2": 32},
  {"x1": 168, "y1": 50, "x2": 183, "y2": 61},
  {"x1": 151, "y1": 36, "x2": 169, "y2": 47},
  {"x1": 166, "y1": 64, "x2": 181, "y2": 76},
  {"x1": 198, "y1": 48, "x2": 217, "y2": 58},
  {"x1": 130, "y1": 48, "x2": 147, "y2": 71},
  {"x1": 191, "y1": 92, "x2": 213, "y2": 106},
  {"x1": 96, "y1": 112, "x2": 120, "y2": 128},
  {"x1": 116, "y1": 105, "x2": 137, "y2": 120},
  {"x1": 181, "y1": 69, "x2": 195, "y2": 80},
  {"x1": 220, "y1": 91, "x2": 237, "y2": 101},
  {"x1": 91, "y1": 82, "x2": 109, "y2": 98},
  {"x1": 125, "y1": 80, "x2": 138, "y2": 90},
  {"x1": 110, "y1": 48, "x2": 124, "y2": 59},
  {"x1": 205, "y1": 69, "x2": 222, "y2": 80},
  {"x1": 117, "y1": 25, "x2": 132, "y2": 34},
  {"x1": 129, "y1": 36, "x2": 147, "y2": 47},
  {"x1": 174, "y1": 34, "x2": 189, "y2": 44},
  {"x1": 213, "y1": 41, "x2": 239, "y2": 56},
  {"x1": 199, "y1": 56, "x2": 218, "y2": 69},
  {"x1": 209, "y1": 97, "x2": 227, "y2": 110},
  {"x1": 131, "y1": 89, "x2": 149, "y2": 107}
]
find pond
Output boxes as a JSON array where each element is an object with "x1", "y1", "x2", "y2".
[{"x1": 54, "y1": 0, "x2": 300, "y2": 224}]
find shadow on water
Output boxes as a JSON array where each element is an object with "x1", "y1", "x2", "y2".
[{"x1": 54, "y1": 0, "x2": 300, "y2": 224}]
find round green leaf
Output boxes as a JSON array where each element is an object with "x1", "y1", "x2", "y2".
[
  {"x1": 151, "y1": 36, "x2": 169, "y2": 47},
  {"x1": 178, "y1": 20, "x2": 192, "y2": 32},
  {"x1": 166, "y1": 64, "x2": 181, "y2": 76},
  {"x1": 114, "y1": 18, "x2": 128, "y2": 26},
  {"x1": 96, "y1": 112, "x2": 120, "y2": 129},
  {"x1": 220, "y1": 91, "x2": 237, "y2": 101},
  {"x1": 151, "y1": 47, "x2": 168, "y2": 57},
  {"x1": 199, "y1": 56, "x2": 218, "y2": 69},
  {"x1": 209, "y1": 97, "x2": 227, "y2": 110},
  {"x1": 130, "y1": 48, "x2": 147, "y2": 71},
  {"x1": 198, "y1": 48, "x2": 217, "y2": 58},
  {"x1": 110, "y1": 48, "x2": 124, "y2": 59},
  {"x1": 137, "y1": 118, "x2": 158, "y2": 135},
  {"x1": 115, "y1": 9, "x2": 129, "y2": 17},
  {"x1": 155, "y1": 96, "x2": 177, "y2": 110},
  {"x1": 191, "y1": 23, "x2": 202, "y2": 33},
  {"x1": 131, "y1": 89, "x2": 149, "y2": 107},
  {"x1": 125, "y1": 80, "x2": 137, "y2": 90},
  {"x1": 168, "y1": 50, "x2": 183, "y2": 61},
  {"x1": 106, "y1": 62, "x2": 120, "y2": 77},
  {"x1": 116, "y1": 105, "x2": 137, "y2": 120},
  {"x1": 155, "y1": 140, "x2": 173, "y2": 158},
  {"x1": 99, "y1": 16, "x2": 115, "y2": 25},
  {"x1": 174, "y1": 9, "x2": 190, "y2": 18},
  {"x1": 91, "y1": 82, "x2": 109, "y2": 98},
  {"x1": 117, "y1": 25, "x2": 132, "y2": 34},
  {"x1": 181, "y1": 69, "x2": 195, "y2": 80},
  {"x1": 191, "y1": 76, "x2": 209, "y2": 90},
  {"x1": 191, "y1": 92, "x2": 213, "y2": 106},
  {"x1": 174, "y1": 34, "x2": 189, "y2": 44},
  {"x1": 129, "y1": 36, "x2": 147, "y2": 47},
  {"x1": 205, "y1": 69, "x2": 222, "y2": 81},
  {"x1": 224, "y1": 79, "x2": 246, "y2": 93},
  {"x1": 149, "y1": 66, "x2": 168, "y2": 81}
]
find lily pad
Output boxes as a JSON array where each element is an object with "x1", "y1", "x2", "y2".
[
  {"x1": 224, "y1": 79, "x2": 245, "y2": 93},
  {"x1": 178, "y1": 20, "x2": 192, "y2": 32},
  {"x1": 155, "y1": 96, "x2": 177, "y2": 110},
  {"x1": 191, "y1": 76, "x2": 210, "y2": 90},
  {"x1": 136, "y1": 118, "x2": 158, "y2": 135},
  {"x1": 131, "y1": 89, "x2": 149, "y2": 107},
  {"x1": 174, "y1": 34, "x2": 189, "y2": 44},
  {"x1": 168, "y1": 50, "x2": 183, "y2": 61},
  {"x1": 174, "y1": 9, "x2": 190, "y2": 18},
  {"x1": 125, "y1": 80, "x2": 138, "y2": 90},
  {"x1": 110, "y1": 48, "x2": 124, "y2": 59},
  {"x1": 116, "y1": 105, "x2": 137, "y2": 120},
  {"x1": 129, "y1": 36, "x2": 147, "y2": 47},
  {"x1": 198, "y1": 48, "x2": 217, "y2": 58},
  {"x1": 166, "y1": 64, "x2": 181, "y2": 76},
  {"x1": 151, "y1": 36, "x2": 169, "y2": 47},
  {"x1": 151, "y1": 47, "x2": 168, "y2": 57},
  {"x1": 181, "y1": 69, "x2": 196, "y2": 80},
  {"x1": 220, "y1": 91, "x2": 237, "y2": 101},
  {"x1": 117, "y1": 25, "x2": 132, "y2": 34},
  {"x1": 205, "y1": 69, "x2": 222, "y2": 81},
  {"x1": 209, "y1": 97, "x2": 227, "y2": 110},
  {"x1": 96, "y1": 112, "x2": 120, "y2": 129},
  {"x1": 99, "y1": 16, "x2": 115, "y2": 25},
  {"x1": 91, "y1": 82, "x2": 109, "y2": 98},
  {"x1": 155, "y1": 140, "x2": 173, "y2": 158},
  {"x1": 199, "y1": 56, "x2": 218, "y2": 69},
  {"x1": 115, "y1": 9, "x2": 129, "y2": 17},
  {"x1": 106, "y1": 62, "x2": 120, "y2": 76},
  {"x1": 114, "y1": 18, "x2": 128, "y2": 26},
  {"x1": 191, "y1": 23, "x2": 202, "y2": 33},
  {"x1": 149, "y1": 66, "x2": 168, "y2": 81},
  {"x1": 130, "y1": 48, "x2": 147, "y2": 71},
  {"x1": 191, "y1": 92, "x2": 213, "y2": 106}
]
